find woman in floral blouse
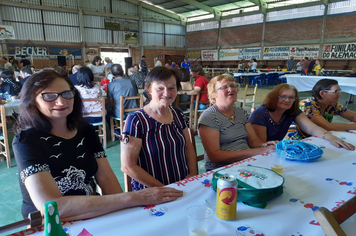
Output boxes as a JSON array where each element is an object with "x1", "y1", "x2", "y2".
[{"x1": 299, "y1": 79, "x2": 356, "y2": 132}]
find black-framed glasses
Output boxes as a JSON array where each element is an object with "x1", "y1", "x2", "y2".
[
  {"x1": 216, "y1": 84, "x2": 238, "y2": 91},
  {"x1": 324, "y1": 90, "x2": 342, "y2": 94},
  {"x1": 41, "y1": 90, "x2": 76, "y2": 102},
  {"x1": 278, "y1": 95, "x2": 296, "y2": 101}
]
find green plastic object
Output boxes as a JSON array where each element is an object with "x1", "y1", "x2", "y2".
[{"x1": 43, "y1": 201, "x2": 67, "y2": 236}]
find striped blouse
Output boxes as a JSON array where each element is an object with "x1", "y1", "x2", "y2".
[
  {"x1": 123, "y1": 106, "x2": 189, "y2": 191},
  {"x1": 198, "y1": 105, "x2": 250, "y2": 171}
]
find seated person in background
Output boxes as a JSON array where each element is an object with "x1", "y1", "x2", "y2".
[
  {"x1": 275, "y1": 65, "x2": 282, "y2": 72},
  {"x1": 3, "y1": 57, "x2": 12, "y2": 70},
  {"x1": 178, "y1": 67, "x2": 193, "y2": 111},
  {"x1": 183, "y1": 64, "x2": 209, "y2": 110},
  {"x1": 198, "y1": 74, "x2": 277, "y2": 171},
  {"x1": 313, "y1": 59, "x2": 322, "y2": 75},
  {"x1": 88, "y1": 56, "x2": 105, "y2": 76},
  {"x1": 19, "y1": 65, "x2": 34, "y2": 86},
  {"x1": 105, "y1": 67, "x2": 114, "y2": 82},
  {"x1": 75, "y1": 67, "x2": 103, "y2": 124},
  {"x1": 299, "y1": 79, "x2": 356, "y2": 132},
  {"x1": 345, "y1": 67, "x2": 356, "y2": 77},
  {"x1": 20, "y1": 56, "x2": 31, "y2": 68},
  {"x1": 0, "y1": 70, "x2": 21, "y2": 99},
  {"x1": 69, "y1": 65, "x2": 81, "y2": 85},
  {"x1": 250, "y1": 84, "x2": 353, "y2": 150},
  {"x1": 121, "y1": 67, "x2": 197, "y2": 191},
  {"x1": 13, "y1": 68, "x2": 182, "y2": 221},
  {"x1": 106, "y1": 64, "x2": 138, "y2": 120},
  {"x1": 127, "y1": 67, "x2": 145, "y2": 89}
]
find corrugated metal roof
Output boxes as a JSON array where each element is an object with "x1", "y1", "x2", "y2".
[
  {"x1": 83, "y1": 15, "x2": 106, "y2": 28},
  {"x1": 43, "y1": 11, "x2": 79, "y2": 26},
  {"x1": 1, "y1": 6, "x2": 42, "y2": 23},
  {"x1": 165, "y1": 34, "x2": 185, "y2": 47},
  {"x1": 6, "y1": 22, "x2": 44, "y2": 40},
  {"x1": 84, "y1": 28, "x2": 112, "y2": 43},
  {"x1": 112, "y1": 0, "x2": 138, "y2": 16},
  {"x1": 165, "y1": 24, "x2": 185, "y2": 34},
  {"x1": 143, "y1": 32, "x2": 164, "y2": 46},
  {"x1": 42, "y1": 0, "x2": 78, "y2": 9},
  {"x1": 143, "y1": 21, "x2": 164, "y2": 33},
  {"x1": 82, "y1": 0, "x2": 111, "y2": 12},
  {"x1": 44, "y1": 25, "x2": 81, "y2": 42}
]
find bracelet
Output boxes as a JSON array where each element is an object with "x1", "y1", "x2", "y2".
[{"x1": 322, "y1": 131, "x2": 330, "y2": 139}]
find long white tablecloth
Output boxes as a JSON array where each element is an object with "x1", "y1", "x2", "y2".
[
  {"x1": 285, "y1": 75, "x2": 356, "y2": 95},
  {"x1": 13, "y1": 131, "x2": 356, "y2": 236},
  {"x1": 4, "y1": 99, "x2": 20, "y2": 117}
]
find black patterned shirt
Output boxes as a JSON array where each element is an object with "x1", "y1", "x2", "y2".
[{"x1": 13, "y1": 122, "x2": 106, "y2": 219}]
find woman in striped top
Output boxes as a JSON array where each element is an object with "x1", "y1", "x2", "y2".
[
  {"x1": 198, "y1": 74, "x2": 277, "y2": 171},
  {"x1": 121, "y1": 67, "x2": 197, "y2": 191}
]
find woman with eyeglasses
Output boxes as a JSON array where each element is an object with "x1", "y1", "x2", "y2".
[
  {"x1": 12, "y1": 68, "x2": 183, "y2": 221},
  {"x1": 299, "y1": 79, "x2": 356, "y2": 132},
  {"x1": 198, "y1": 74, "x2": 277, "y2": 171},
  {"x1": 250, "y1": 83, "x2": 354, "y2": 150}
]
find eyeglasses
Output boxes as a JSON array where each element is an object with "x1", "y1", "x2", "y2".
[
  {"x1": 216, "y1": 84, "x2": 238, "y2": 91},
  {"x1": 278, "y1": 95, "x2": 296, "y2": 101},
  {"x1": 41, "y1": 90, "x2": 76, "y2": 102},
  {"x1": 324, "y1": 90, "x2": 342, "y2": 94}
]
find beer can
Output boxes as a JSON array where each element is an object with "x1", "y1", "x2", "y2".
[{"x1": 216, "y1": 173, "x2": 238, "y2": 221}]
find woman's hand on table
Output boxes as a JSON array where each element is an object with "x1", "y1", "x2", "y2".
[
  {"x1": 134, "y1": 187, "x2": 183, "y2": 205},
  {"x1": 260, "y1": 140, "x2": 278, "y2": 147},
  {"x1": 328, "y1": 135, "x2": 355, "y2": 150}
]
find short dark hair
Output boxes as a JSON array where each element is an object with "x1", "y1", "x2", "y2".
[
  {"x1": 0, "y1": 70, "x2": 14, "y2": 80},
  {"x1": 92, "y1": 56, "x2": 102, "y2": 65},
  {"x1": 77, "y1": 66, "x2": 94, "y2": 88},
  {"x1": 312, "y1": 79, "x2": 338, "y2": 101},
  {"x1": 263, "y1": 84, "x2": 300, "y2": 116},
  {"x1": 14, "y1": 68, "x2": 83, "y2": 134},
  {"x1": 2, "y1": 57, "x2": 7, "y2": 61},
  {"x1": 21, "y1": 55, "x2": 26, "y2": 58},
  {"x1": 144, "y1": 66, "x2": 182, "y2": 99},
  {"x1": 179, "y1": 67, "x2": 190, "y2": 82},
  {"x1": 111, "y1": 64, "x2": 124, "y2": 77},
  {"x1": 21, "y1": 65, "x2": 33, "y2": 75},
  {"x1": 190, "y1": 64, "x2": 205, "y2": 76}
]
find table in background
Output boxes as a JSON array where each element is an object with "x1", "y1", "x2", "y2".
[
  {"x1": 4, "y1": 99, "x2": 20, "y2": 117},
  {"x1": 13, "y1": 131, "x2": 356, "y2": 235}
]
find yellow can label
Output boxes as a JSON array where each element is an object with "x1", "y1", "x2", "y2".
[{"x1": 216, "y1": 187, "x2": 237, "y2": 221}]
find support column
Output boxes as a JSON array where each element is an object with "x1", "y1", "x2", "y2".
[
  {"x1": 260, "y1": 13, "x2": 267, "y2": 61},
  {"x1": 217, "y1": 20, "x2": 221, "y2": 61},
  {"x1": 0, "y1": 4, "x2": 8, "y2": 55},
  {"x1": 319, "y1": 0, "x2": 329, "y2": 59},
  {"x1": 139, "y1": 3, "x2": 144, "y2": 56},
  {"x1": 78, "y1": 0, "x2": 86, "y2": 61}
]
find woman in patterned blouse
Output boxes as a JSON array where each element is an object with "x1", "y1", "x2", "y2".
[
  {"x1": 12, "y1": 67, "x2": 182, "y2": 221},
  {"x1": 299, "y1": 79, "x2": 356, "y2": 131}
]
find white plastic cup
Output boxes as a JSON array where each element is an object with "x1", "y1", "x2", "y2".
[
  {"x1": 270, "y1": 150, "x2": 285, "y2": 173},
  {"x1": 186, "y1": 205, "x2": 213, "y2": 236}
]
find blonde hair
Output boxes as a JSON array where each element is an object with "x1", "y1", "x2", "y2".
[{"x1": 207, "y1": 74, "x2": 240, "y2": 104}]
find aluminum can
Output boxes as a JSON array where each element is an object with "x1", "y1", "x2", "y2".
[{"x1": 216, "y1": 173, "x2": 238, "y2": 220}]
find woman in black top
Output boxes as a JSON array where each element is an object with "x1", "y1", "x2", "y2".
[{"x1": 13, "y1": 67, "x2": 182, "y2": 221}]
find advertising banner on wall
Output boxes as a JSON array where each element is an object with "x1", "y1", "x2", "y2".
[
  {"x1": 8, "y1": 45, "x2": 49, "y2": 59},
  {"x1": 322, "y1": 43, "x2": 356, "y2": 59},
  {"x1": 48, "y1": 47, "x2": 83, "y2": 60},
  {"x1": 86, "y1": 47, "x2": 99, "y2": 62},
  {"x1": 201, "y1": 50, "x2": 218, "y2": 61},
  {"x1": 0, "y1": 25, "x2": 15, "y2": 39},
  {"x1": 263, "y1": 46, "x2": 290, "y2": 60},
  {"x1": 124, "y1": 32, "x2": 138, "y2": 44},
  {"x1": 186, "y1": 51, "x2": 201, "y2": 61},
  {"x1": 219, "y1": 49, "x2": 239, "y2": 61},
  {"x1": 289, "y1": 45, "x2": 320, "y2": 60},
  {"x1": 104, "y1": 18, "x2": 121, "y2": 31},
  {"x1": 7, "y1": 45, "x2": 83, "y2": 60},
  {"x1": 238, "y1": 48, "x2": 261, "y2": 60}
]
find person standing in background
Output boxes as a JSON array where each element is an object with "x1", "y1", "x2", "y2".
[
  {"x1": 154, "y1": 58, "x2": 162, "y2": 67},
  {"x1": 301, "y1": 57, "x2": 310, "y2": 74},
  {"x1": 286, "y1": 56, "x2": 295, "y2": 71},
  {"x1": 181, "y1": 58, "x2": 191, "y2": 73},
  {"x1": 140, "y1": 55, "x2": 147, "y2": 76},
  {"x1": 104, "y1": 57, "x2": 113, "y2": 70},
  {"x1": 308, "y1": 57, "x2": 316, "y2": 73}
]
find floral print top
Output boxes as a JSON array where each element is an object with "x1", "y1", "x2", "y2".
[{"x1": 299, "y1": 97, "x2": 347, "y2": 123}]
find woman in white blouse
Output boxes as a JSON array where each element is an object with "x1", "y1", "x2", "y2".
[
  {"x1": 75, "y1": 67, "x2": 103, "y2": 124},
  {"x1": 88, "y1": 56, "x2": 105, "y2": 76}
]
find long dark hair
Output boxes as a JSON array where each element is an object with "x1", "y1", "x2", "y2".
[
  {"x1": 14, "y1": 68, "x2": 83, "y2": 134},
  {"x1": 77, "y1": 67, "x2": 94, "y2": 88}
]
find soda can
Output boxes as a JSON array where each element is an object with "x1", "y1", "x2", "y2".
[{"x1": 216, "y1": 173, "x2": 238, "y2": 221}]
